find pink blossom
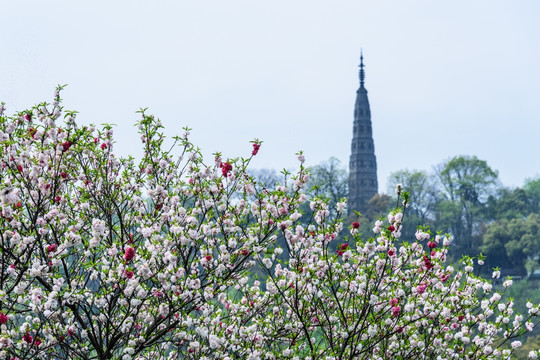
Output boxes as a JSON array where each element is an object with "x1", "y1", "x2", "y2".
[
  {"x1": 62, "y1": 141, "x2": 71, "y2": 152},
  {"x1": 23, "y1": 332, "x2": 33, "y2": 344},
  {"x1": 0, "y1": 312, "x2": 7, "y2": 324},
  {"x1": 511, "y1": 340, "x2": 522, "y2": 349},
  {"x1": 124, "y1": 246, "x2": 135, "y2": 262},
  {"x1": 220, "y1": 162, "x2": 232, "y2": 177},
  {"x1": 29, "y1": 128, "x2": 37, "y2": 138},
  {"x1": 423, "y1": 256, "x2": 433, "y2": 270}
]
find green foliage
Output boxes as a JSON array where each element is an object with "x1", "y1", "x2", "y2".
[
  {"x1": 524, "y1": 177, "x2": 540, "y2": 214},
  {"x1": 515, "y1": 335, "x2": 540, "y2": 359},
  {"x1": 387, "y1": 169, "x2": 437, "y2": 222},
  {"x1": 481, "y1": 214, "x2": 540, "y2": 276},
  {"x1": 307, "y1": 157, "x2": 348, "y2": 213},
  {"x1": 351, "y1": 193, "x2": 394, "y2": 240},
  {"x1": 487, "y1": 188, "x2": 530, "y2": 220},
  {"x1": 435, "y1": 155, "x2": 499, "y2": 258}
]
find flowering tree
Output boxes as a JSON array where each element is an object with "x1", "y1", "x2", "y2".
[
  {"x1": 248, "y1": 193, "x2": 540, "y2": 359},
  {"x1": 0, "y1": 88, "x2": 307, "y2": 359},
  {"x1": 0, "y1": 89, "x2": 539, "y2": 359}
]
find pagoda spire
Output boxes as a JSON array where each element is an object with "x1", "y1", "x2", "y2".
[
  {"x1": 359, "y1": 50, "x2": 365, "y2": 88},
  {"x1": 349, "y1": 50, "x2": 378, "y2": 214}
]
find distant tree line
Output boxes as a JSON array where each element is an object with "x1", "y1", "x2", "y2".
[{"x1": 388, "y1": 156, "x2": 540, "y2": 277}]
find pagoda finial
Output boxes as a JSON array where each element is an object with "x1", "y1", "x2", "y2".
[{"x1": 359, "y1": 50, "x2": 365, "y2": 87}]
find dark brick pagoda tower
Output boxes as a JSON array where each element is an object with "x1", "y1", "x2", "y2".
[{"x1": 349, "y1": 53, "x2": 378, "y2": 214}]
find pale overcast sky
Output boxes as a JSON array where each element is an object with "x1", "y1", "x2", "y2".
[{"x1": 2, "y1": 1, "x2": 539, "y2": 192}]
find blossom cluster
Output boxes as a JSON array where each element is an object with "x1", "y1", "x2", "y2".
[{"x1": 0, "y1": 89, "x2": 538, "y2": 359}]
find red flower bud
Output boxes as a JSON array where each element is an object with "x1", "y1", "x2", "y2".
[{"x1": 352, "y1": 222, "x2": 360, "y2": 229}]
